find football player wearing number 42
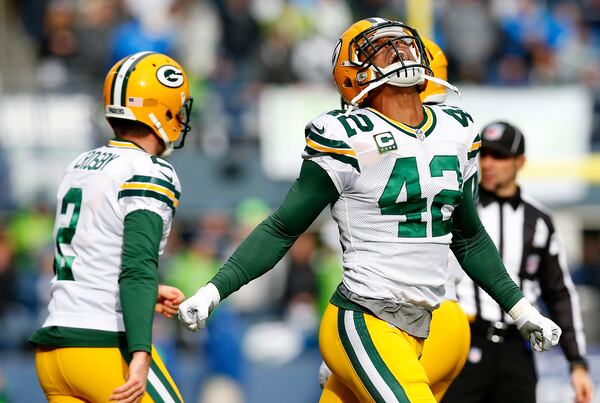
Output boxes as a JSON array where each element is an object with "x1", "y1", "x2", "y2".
[
  {"x1": 179, "y1": 17, "x2": 561, "y2": 403},
  {"x1": 318, "y1": 35, "x2": 474, "y2": 402},
  {"x1": 30, "y1": 52, "x2": 193, "y2": 403}
]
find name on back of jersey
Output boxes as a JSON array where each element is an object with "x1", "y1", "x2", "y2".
[{"x1": 73, "y1": 151, "x2": 120, "y2": 171}]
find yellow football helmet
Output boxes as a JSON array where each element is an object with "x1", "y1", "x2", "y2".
[
  {"x1": 332, "y1": 17, "x2": 432, "y2": 107},
  {"x1": 420, "y1": 37, "x2": 449, "y2": 105},
  {"x1": 104, "y1": 52, "x2": 193, "y2": 155}
]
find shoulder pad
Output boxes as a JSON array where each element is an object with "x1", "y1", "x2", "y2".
[
  {"x1": 118, "y1": 154, "x2": 181, "y2": 215},
  {"x1": 434, "y1": 104, "x2": 475, "y2": 129},
  {"x1": 303, "y1": 111, "x2": 360, "y2": 173},
  {"x1": 309, "y1": 108, "x2": 376, "y2": 139}
]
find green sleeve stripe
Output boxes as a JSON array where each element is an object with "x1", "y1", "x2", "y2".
[
  {"x1": 305, "y1": 128, "x2": 352, "y2": 150},
  {"x1": 118, "y1": 189, "x2": 176, "y2": 214},
  {"x1": 304, "y1": 146, "x2": 361, "y2": 173},
  {"x1": 468, "y1": 149, "x2": 480, "y2": 159},
  {"x1": 468, "y1": 134, "x2": 481, "y2": 159},
  {"x1": 126, "y1": 175, "x2": 179, "y2": 198}
]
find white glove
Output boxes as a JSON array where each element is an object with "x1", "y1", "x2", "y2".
[
  {"x1": 177, "y1": 283, "x2": 221, "y2": 332},
  {"x1": 319, "y1": 361, "x2": 332, "y2": 390},
  {"x1": 508, "y1": 298, "x2": 562, "y2": 352}
]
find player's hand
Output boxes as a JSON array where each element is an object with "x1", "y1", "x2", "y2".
[
  {"x1": 155, "y1": 285, "x2": 185, "y2": 318},
  {"x1": 109, "y1": 351, "x2": 151, "y2": 403},
  {"x1": 509, "y1": 298, "x2": 561, "y2": 352},
  {"x1": 571, "y1": 366, "x2": 593, "y2": 403},
  {"x1": 177, "y1": 283, "x2": 221, "y2": 331},
  {"x1": 319, "y1": 361, "x2": 332, "y2": 390}
]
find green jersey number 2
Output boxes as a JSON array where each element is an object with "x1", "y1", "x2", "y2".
[
  {"x1": 378, "y1": 155, "x2": 463, "y2": 237},
  {"x1": 54, "y1": 187, "x2": 82, "y2": 280}
]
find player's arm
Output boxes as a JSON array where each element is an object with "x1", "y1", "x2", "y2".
[
  {"x1": 110, "y1": 210, "x2": 163, "y2": 401},
  {"x1": 179, "y1": 160, "x2": 339, "y2": 330},
  {"x1": 109, "y1": 210, "x2": 163, "y2": 401},
  {"x1": 119, "y1": 209, "x2": 163, "y2": 353},
  {"x1": 450, "y1": 176, "x2": 523, "y2": 311},
  {"x1": 451, "y1": 176, "x2": 561, "y2": 351}
]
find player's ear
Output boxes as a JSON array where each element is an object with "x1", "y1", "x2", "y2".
[{"x1": 515, "y1": 155, "x2": 526, "y2": 171}]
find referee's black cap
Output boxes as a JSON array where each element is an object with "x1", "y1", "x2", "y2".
[{"x1": 480, "y1": 121, "x2": 525, "y2": 157}]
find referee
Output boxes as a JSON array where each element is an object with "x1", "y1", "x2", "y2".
[{"x1": 443, "y1": 121, "x2": 594, "y2": 403}]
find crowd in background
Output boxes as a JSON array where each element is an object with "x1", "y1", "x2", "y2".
[
  {"x1": 2, "y1": 0, "x2": 600, "y2": 401},
  {"x1": 3, "y1": 0, "x2": 600, "y2": 152}
]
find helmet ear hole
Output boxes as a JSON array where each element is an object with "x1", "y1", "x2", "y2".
[
  {"x1": 343, "y1": 78, "x2": 352, "y2": 88},
  {"x1": 166, "y1": 110, "x2": 173, "y2": 121}
]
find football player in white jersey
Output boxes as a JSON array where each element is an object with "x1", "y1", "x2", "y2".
[
  {"x1": 30, "y1": 52, "x2": 193, "y2": 403},
  {"x1": 317, "y1": 36, "x2": 472, "y2": 402},
  {"x1": 179, "y1": 18, "x2": 561, "y2": 402}
]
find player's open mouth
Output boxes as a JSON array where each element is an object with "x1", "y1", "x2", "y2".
[{"x1": 388, "y1": 50, "x2": 408, "y2": 66}]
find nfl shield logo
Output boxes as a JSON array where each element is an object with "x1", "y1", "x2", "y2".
[{"x1": 483, "y1": 124, "x2": 504, "y2": 141}]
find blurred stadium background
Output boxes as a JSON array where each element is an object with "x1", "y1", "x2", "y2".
[{"x1": 1, "y1": 0, "x2": 600, "y2": 402}]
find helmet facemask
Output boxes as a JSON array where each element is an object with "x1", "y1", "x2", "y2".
[
  {"x1": 157, "y1": 95, "x2": 194, "y2": 157},
  {"x1": 350, "y1": 22, "x2": 432, "y2": 90},
  {"x1": 173, "y1": 97, "x2": 194, "y2": 150},
  {"x1": 333, "y1": 19, "x2": 460, "y2": 111}
]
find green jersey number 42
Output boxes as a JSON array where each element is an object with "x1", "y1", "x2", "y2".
[{"x1": 378, "y1": 155, "x2": 463, "y2": 238}]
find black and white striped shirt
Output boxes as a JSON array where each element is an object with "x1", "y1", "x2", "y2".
[{"x1": 456, "y1": 187, "x2": 588, "y2": 368}]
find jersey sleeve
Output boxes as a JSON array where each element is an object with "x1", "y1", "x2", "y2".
[
  {"x1": 301, "y1": 111, "x2": 361, "y2": 193},
  {"x1": 118, "y1": 155, "x2": 181, "y2": 254},
  {"x1": 463, "y1": 121, "x2": 481, "y2": 183}
]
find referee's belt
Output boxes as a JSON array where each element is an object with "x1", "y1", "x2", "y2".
[{"x1": 471, "y1": 317, "x2": 521, "y2": 344}]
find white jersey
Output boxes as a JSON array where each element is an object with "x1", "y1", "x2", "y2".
[
  {"x1": 43, "y1": 139, "x2": 181, "y2": 332},
  {"x1": 303, "y1": 105, "x2": 480, "y2": 310},
  {"x1": 444, "y1": 253, "x2": 465, "y2": 301}
]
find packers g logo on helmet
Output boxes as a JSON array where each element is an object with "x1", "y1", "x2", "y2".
[
  {"x1": 332, "y1": 18, "x2": 432, "y2": 107},
  {"x1": 157, "y1": 65, "x2": 184, "y2": 88},
  {"x1": 103, "y1": 52, "x2": 193, "y2": 156}
]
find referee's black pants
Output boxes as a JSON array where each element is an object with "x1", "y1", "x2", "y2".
[{"x1": 442, "y1": 318, "x2": 537, "y2": 403}]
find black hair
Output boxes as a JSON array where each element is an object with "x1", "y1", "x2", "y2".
[{"x1": 107, "y1": 118, "x2": 154, "y2": 139}]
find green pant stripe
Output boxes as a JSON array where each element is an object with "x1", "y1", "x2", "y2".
[
  {"x1": 353, "y1": 312, "x2": 410, "y2": 402},
  {"x1": 118, "y1": 346, "x2": 181, "y2": 403},
  {"x1": 118, "y1": 347, "x2": 163, "y2": 402},
  {"x1": 337, "y1": 308, "x2": 385, "y2": 402},
  {"x1": 145, "y1": 382, "x2": 163, "y2": 402},
  {"x1": 149, "y1": 360, "x2": 182, "y2": 403}
]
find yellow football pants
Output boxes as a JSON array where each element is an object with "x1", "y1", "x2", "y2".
[
  {"x1": 319, "y1": 303, "x2": 435, "y2": 403},
  {"x1": 35, "y1": 345, "x2": 183, "y2": 403},
  {"x1": 421, "y1": 300, "x2": 470, "y2": 401}
]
